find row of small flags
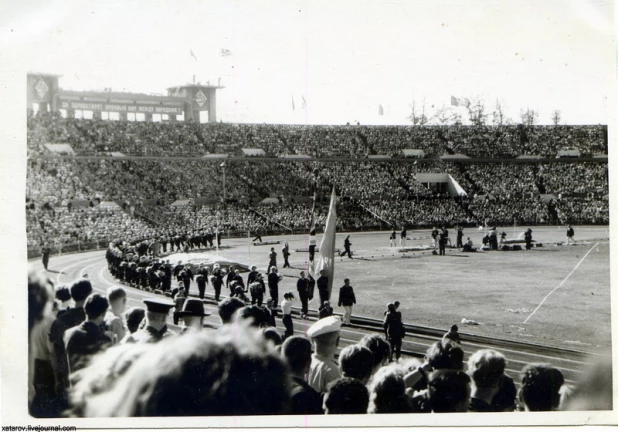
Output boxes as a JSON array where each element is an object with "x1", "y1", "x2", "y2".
[
  {"x1": 189, "y1": 48, "x2": 233, "y2": 61},
  {"x1": 291, "y1": 95, "x2": 307, "y2": 111}
]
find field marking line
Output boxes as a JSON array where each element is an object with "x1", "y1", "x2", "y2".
[
  {"x1": 55, "y1": 256, "x2": 102, "y2": 285},
  {"x1": 523, "y1": 242, "x2": 599, "y2": 325}
]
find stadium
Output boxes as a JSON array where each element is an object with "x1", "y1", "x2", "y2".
[{"x1": 16, "y1": 0, "x2": 614, "y2": 426}]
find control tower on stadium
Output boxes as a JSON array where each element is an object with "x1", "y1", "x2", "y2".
[{"x1": 27, "y1": 73, "x2": 223, "y2": 123}]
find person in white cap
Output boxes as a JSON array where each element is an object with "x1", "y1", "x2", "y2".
[{"x1": 306, "y1": 316, "x2": 342, "y2": 393}]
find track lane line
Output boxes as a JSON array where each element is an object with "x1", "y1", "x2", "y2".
[{"x1": 523, "y1": 242, "x2": 599, "y2": 325}]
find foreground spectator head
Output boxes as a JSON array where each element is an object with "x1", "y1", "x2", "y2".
[
  {"x1": 237, "y1": 305, "x2": 268, "y2": 328},
  {"x1": 426, "y1": 341, "x2": 464, "y2": 370},
  {"x1": 106, "y1": 287, "x2": 127, "y2": 315},
  {"x1": 518, "y1": 363, "x2": 564, "y2": 411},
  {"x1": 427, "y1": 370, "x2": 471, "y2": 413},
  {"x1": 70, "y1": 278, "x2": 93, "y2": 304},
  {"x1": 28, "y1": 270, "x2": 54, "y2": 334},
  {"x1": 467, "y1": 349, "x2": 506, "y2": 389},
  {"x1": 55, "y1": 284, "x2": 72, "y2": 304},
  {"x1": 565, "y1": 355, "x2": 612, "y2": 411},
  {"x1": 339, "y1": 344, "x2": 374, "y2": 384},
  {"x1": 368, "y1": 369, "x2": 412, "y2": 414},
  {"x1": 490, "y1": 374, "x2": 517, "y2": 412},
  {"x1": 307, "y1": 316, "x2": 341, "y2": 357},
  {"x1": 359, "y1": 334, "x2": 391, "y2": 374},
  {"x1": 263, "y1": 327, "x2": 283, "y2": 347},
  {"x1": 281, "y1": 336, "x2": 312, "y2": 377},
  {"x1": 69, "y1": 343, "x2": 152, "y2": 416},
  {"x1": 84, "y1": 294, "x2": 109, "y2": 322},
  {"x1": 74, "y1": 325, "x2": 291, "y2": 416},
  {"x1": 124, "y1": 307, "x2": 146, "y2": 334},
  {"x1": 218, "y1": 297, "x2": 245, "y2": 324},
  {"x1": 323, "y1": 377, "x2": 369, "y2": 414}
]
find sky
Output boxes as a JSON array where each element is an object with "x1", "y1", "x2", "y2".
[{"x1": 2, "y1": 0, "x2": 615, "y2": 125}]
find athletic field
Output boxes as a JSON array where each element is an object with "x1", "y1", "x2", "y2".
[{"x1": 222, "y1": 225, "x2": 611, "y2": 352}]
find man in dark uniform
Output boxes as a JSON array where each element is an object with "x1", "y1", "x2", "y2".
[
  {"x1": 439, "y1": 226, "x2": 448, "y2": 256},
  {"x1": 400, "y1": 227, "x2": 407, "y2": 247},
  {"x1": 431, "y1": 227, "x2": 439, "y2": 249},
  {"x1": 297, "y1": 271, "x2": 310, "y2": 319},
  {"x1": 317, "y1": 269, "x2": 330, "y2": 305},
  {"x1": 340, "y1": 235, "x2": 352, "y2": 258},
  {"x1": 226, "y1": 266, "x2": 237, "y2": 296},
  {"x1": 282, "y1": 242, "x2": 291, "y2": 268},
  {"x1": 41, "y1": 245, "x2": 51, "y2": 270},
  {"x1": 525, "y1": 228, "x2": 533, "y2": 250},
  {"x1": 195, "y1": 264, "x2": 209, "y2": 299},
  {"x1": 122, "y1": 298, "x2": 176, "y2": 344},
  {"x1": 268, "y1": 266, "x2": 282, "y2": 307},
  {"x1": 247, "y1": 265, "x2": 259, "y2": 286},
  {"x1": 268, "y1": 248, "x2": 277, "y2": 270},
  {"x1": 181, "y1": 264, "x2": 194, "y2": 294},
  {"x1": 211, "y1": 264, "x2": 224, "y2": 302},
  {"x1": 252, "y1": 231, "x2": 263, "y2": 243},
  {"x1": 161, "y1": 260, "x2": 172, "y2": 292},
  {"x1": 173, "y1": 261, "x2": 184, "y2": 279},
  {"x1": 456, "y1": 226, "x2": 464, "y2": 249}
]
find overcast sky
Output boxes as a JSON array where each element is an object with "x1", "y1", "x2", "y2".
[{"x1": 2, "y1": 0, "x2": 615, "y2": 125}]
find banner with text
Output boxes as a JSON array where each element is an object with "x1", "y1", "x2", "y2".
[{"x1": 59, "y1": 100, "x2": 184, "y2": 115}]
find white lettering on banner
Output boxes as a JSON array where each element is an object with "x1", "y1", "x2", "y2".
[{"x1": 60, "y1": 100, "x2": 183, "y2": 115}]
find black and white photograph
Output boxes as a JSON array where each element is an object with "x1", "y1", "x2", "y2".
[{"x1": 1, "y1": 0, "x2": 616, "y2": 428}]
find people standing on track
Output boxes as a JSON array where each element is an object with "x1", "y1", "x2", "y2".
[
  {"x1": 226, "y1": 265, "x2": 237, "y2": 296},
  {"x1": 566, "y1": 224, "x2": 575, "y2": 245},
  {"x1": 431, "y1": 227, "x2": 439, "y2": 249},
  {"x1": 281, "y1": 292, "x2": 295, "y2": 340},
  {"x1": 383, "y1": 302, "x2": 405, "y2": 362},
  {"x1": 340, "y1": 235, "x2": 352, "y2": 258},
  {"x1": 317, "y1": 269, "x2": 330, "y2": 305},
  {"x1": 389, "y1": 229, "x2": 397, "y2": 247},
  {"x1": 268, "y1": 247, "x2": 277, "y2": 270},
  {"x1": 282, "y1": 242, "x2": 291, "y2": 268},
  {"x1": 400, "y1": 226, "x2": 407, "y2": 247},
  {"x1": 338, "y1": 278, "x2": 356, "y2": 325},
  {"x1": 195, "y1": 264, "x2": 209, "y2": 299},
  {"x1": 249, "y1": 273, "x2": 266, "y2": 307},
  {"x1": 297, "y1": 271, "x2": 310, "y2": 319},
  {"x1": 41, "y1": 245, "x2": 51, "y2": 270},
  {"x1": 211, "y1": 264, "x2": 224, "y2": 302},
  {"x1": 524, "y1": 228, "x2": 533, "y2": 250},
  {"x1": 268, "y1": 266, "x2": 282, "y2": 308},
  {"x1": 252, "y1": 231, "x2": 263, "y2": 243},
  {"x1": 439, "y1": 226, "x2": 448, "y2": 256},
  {"x1": 456, "y1": 226, "x2": 464, "y2": 249},
  {"x1": 442, "y1": 324, "x2": 461, "y2": 345}
]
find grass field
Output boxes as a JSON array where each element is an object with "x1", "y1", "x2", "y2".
[{"x1": 216, "y1": 225, "x2": 611, "y2": 352}]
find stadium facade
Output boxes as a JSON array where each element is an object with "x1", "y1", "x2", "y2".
[{"x1": 27, "y1": 73, "x2": 222, "y2": 123}]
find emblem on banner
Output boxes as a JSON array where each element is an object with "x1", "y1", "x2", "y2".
[
  {"x1": 195, "y1": 90, "x2": 207, "y2": 107},
  {"x1": 35, "y1": 79, "x2": 49, "y2": 99}
]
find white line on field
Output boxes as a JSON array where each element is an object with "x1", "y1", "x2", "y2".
[{"x1": 523, "y1": 242, "x2": 599, "y2": 325}]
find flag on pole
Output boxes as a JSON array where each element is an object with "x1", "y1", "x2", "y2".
[
  {"x1": 315, "y1": 187, "x2": 337, "y2": 299},
  {"x1": 190, "y1": 49, "x2": 198, "y2": 61},
  {"x1": 292, "y1": 95, "x2": 296, "y2": 111},
  {"x1": 460, "y1": 98, "x2": 471, "y2": 108},
  {"x1": 450, "y1": 96, "x2": 460, "y2": 106},
  {"x1": 220, "y1": 48, "x2": 233, "y2": 57},
  {"x1": 308, "y1": 193, "x2": 317, "y2": 278},
  {"x1": 378, "y1": 104, "x2": 384, "y2": 115},
  {"x1": 302, "y1": 95, "x2": 307, "y2": 109}
]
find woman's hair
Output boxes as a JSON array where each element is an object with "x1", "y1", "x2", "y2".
[
  {"x1": 368, "y1": 369, "x2": 412, "y2": 414},
  {"x1": 72, "y1": 324, "x2": 291, "y2": 417}
]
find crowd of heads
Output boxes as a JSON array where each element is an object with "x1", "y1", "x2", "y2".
[
  {"x1": 28, "y1": 113, "x2": 607, "y2": 158},
  {"x1": 28, "y1": 269, "x2": 612, "y2": 418},
  {"x1": 26, "y1": 155, "x2": 608, "y2": 250}
]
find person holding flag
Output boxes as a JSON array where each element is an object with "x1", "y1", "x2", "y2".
[{"x1": 315, "y1": 187, "x2": 337, "y2": 306}]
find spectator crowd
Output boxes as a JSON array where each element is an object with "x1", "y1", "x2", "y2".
[{"x1": 28, "y1": 270, "x2": 612, "y2": 418}]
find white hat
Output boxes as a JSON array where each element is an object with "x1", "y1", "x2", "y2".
[{"x1": 307, "y1": 316, "x2": 342, "y2": 338}]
